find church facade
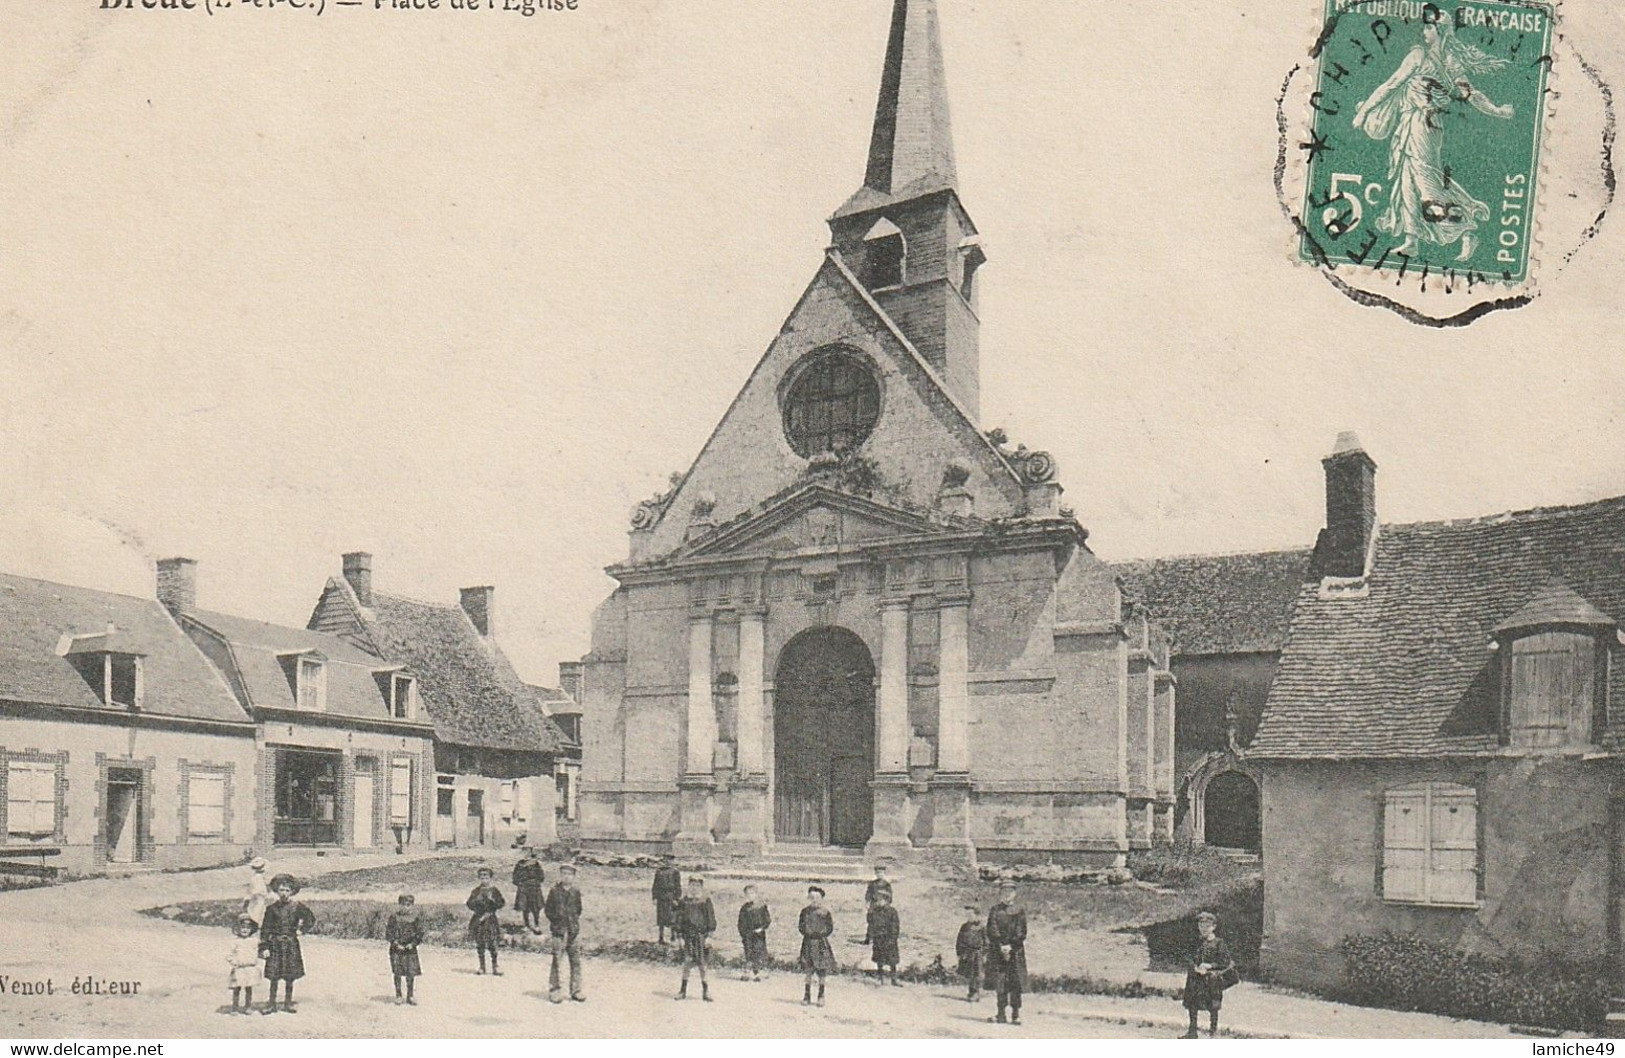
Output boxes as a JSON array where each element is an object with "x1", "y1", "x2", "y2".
[{"x1": 577, "y1": 0, "x2": 1175, "y2": 867}]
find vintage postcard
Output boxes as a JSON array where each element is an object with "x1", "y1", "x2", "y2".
[{"x1": 1, "y1": 0, "x2": 1622, "y2": 1046}]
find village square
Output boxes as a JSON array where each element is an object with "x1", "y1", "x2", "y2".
[{"x1": 2, "y1": 0, "x2": 1623, "y2": 1042}]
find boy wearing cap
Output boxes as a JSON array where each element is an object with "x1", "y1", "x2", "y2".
[
  {"x1": 386, "y1": 894, "x2": 424, "y2": 1005},
  {"x1": 466, "y1": 866, "x2": 506, "y2": 975},
  {"x1": 954, "y1": 904, "x2": 987, "y2": 1003},
  {"x1": 864, "y1": 864, "x2": 893, "y2": 909},
  {"x1": 1181, "y1": 911, "x2": 1237, "y2": 1038},
  {"x1": 737, "y1": 884, "x2": 771, "y2": 981},
  {"x1": 673, "y1": 876, "x2": 717, "y2": 1001},
  {"x1": 545, "y1": 863, "x2": 586, "y2": 1003},
  {"x1": 797, "y1": 885, "x2": 835, "y2": 1007},
  {"x1": 863, "y1": 888, "x2": 902, "y2": 987},
  {"x1": 985, "y1": 882, "x2": 1027, "y2": 1026}
]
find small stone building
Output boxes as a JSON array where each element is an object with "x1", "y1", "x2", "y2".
[
  {"x1": 577, "y1": 0, "x2": 1174, "y2": 867},
  {"x1": 1247, "y1": 436, "x2": 1625, "y2": 1001}
]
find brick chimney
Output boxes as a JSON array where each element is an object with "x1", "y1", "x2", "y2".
[
  {"x1": 460, "y1": 586, "x2": 495, "y2": 637},
  {"x1": 1317, "y1": 431, "x2": 1377, "y2": 579},
  {"x1": 156, "y1": 557, "x2": 197, "y2": 614},
  {"x1": 558, "y1": 660, "x2": 583, "y2": 704},
  {"x1": 343, "y1": 552, "x2": 374, "y2": 608}
]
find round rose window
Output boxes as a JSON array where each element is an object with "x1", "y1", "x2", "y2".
[{"x1": 781, "y1": 351, "x2": 881, "y2": 459}]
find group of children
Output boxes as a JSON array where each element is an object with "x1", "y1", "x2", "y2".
[{"x1": 228, "y1": 851, "x2": 1237, "y2": 1035}]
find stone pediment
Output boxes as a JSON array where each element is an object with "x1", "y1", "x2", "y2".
[{"x1": 677, "y1": 486, "x2": 963, "y2": 562}]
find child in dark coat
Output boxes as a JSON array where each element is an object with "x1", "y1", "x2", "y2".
[
  {"x1": 386, "y1": 894, "x2": 424, "y2": 1005},
  {"x1": 258, "y1": 874, "x2": 315, "y2": 1015},
  {"x1": 798, "y1": 885, "x2": 836, "y2": 1008},
  {"x1": 737, "y1": 885, "x2": 771, "y2": 981},
  {"x1": 673, "y1": 876, "x2": 717, "y2": 1001},
  {"x1": 1181, "y1": 911, "x2": 1238, "y2": 1038},
  {"x1": 954, "y1": 904, "x2": 987, "y2": 1003},
  {"x1": 512, "y1": 848, "x2": 547, "y2": 933},
  {"x1": 466, "y1": 867, "x2": 506, "y2": 975},
  {"x1": 863, "y1": 889, "x2": 902, "y2": 986},
  {"x1": 985, "y1": 882, "x2": 1028, "y2": 1026}
]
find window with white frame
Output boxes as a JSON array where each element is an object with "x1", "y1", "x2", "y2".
[
  {"x1": 1382, "y1": 782, "x2": 1479, "y2": 907},
  {"x1": 499, "y1": 780, "x2": 515, "y2": 824},
  {"x1": 389, "y1": 758, "x2": 413, "y2": 827},
  {"x1": 389, "y1": 674, "x2": 417, "y2": 720},
  {"x1": 6, "y1": 761, "x2": 58, "y2": 843},
  {"x1": 187, "y1": 771, "x2": 226, "y2": 842},
  {"x1": 296, "y1": 657, "x2": 326, "y2": 711},
  {"x1": 513, "y1": 779, "x2": 528, "y2": 823}
]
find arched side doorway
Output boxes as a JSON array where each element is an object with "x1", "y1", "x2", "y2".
[
  {"x1": 1203, "y1": 770, "x2": 1261, "y2": 852},
  {"x1": 774, "y1": 627, "x2": 875, "y2": 848}
]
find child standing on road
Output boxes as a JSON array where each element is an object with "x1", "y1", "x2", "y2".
[
  {"x1": 737, "y1": 884, "x2": 771, "y2": 982},
  {"x1": 258, "y1": 873, "x2": 315, "y2": 1015},
  {"x1": 954, "y1": 904, "x2": 986, "y2": 1003},
  {"x1": 673, "y1": 876, "x2": 716, "y2": 1002},
  {"x1": 1181, "y1": 911, "x2": 1238, "y2": 1038},
  {"x1": 386, "y1": 894, "x2": 424, "y2": 1006},
  {"x1": 467, "y1": 866, "x2": 507, "y2": 976},
  {"x1": 862, "y1": 889, "x2": 902, "y2": 987},
  {"x1": 797, "y1": 885, "x2": 835, "y2": 1008},
  {"x1": 227, "y1": 914, "x2": 260, "y2": 1014}
]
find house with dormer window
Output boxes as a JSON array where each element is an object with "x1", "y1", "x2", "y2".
[
  {"x1": 1245, "y1": 435, "x2": 1625, "y2": 1004},
  {"x1": 0, "y1": 572, "x2": 257, "y2": 874}
]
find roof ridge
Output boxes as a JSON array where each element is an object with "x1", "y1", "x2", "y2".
[
  {"x1": 372, "y1": 588, "x2": 464, "y2": 613},
  {"x1": 1383, "y1": 491, "x2": 1625, "y2": 534},
  {"x1": 1111, "y1": 545, "x2": 1314, "y2": 567},
  {"x1": 0, "y1": 571, "x2": 160, "y2": 606}
]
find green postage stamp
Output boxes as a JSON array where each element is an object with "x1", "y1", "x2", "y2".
[{"x1": 1298, "y1": 0, "x2": 1553, "y2": 284}]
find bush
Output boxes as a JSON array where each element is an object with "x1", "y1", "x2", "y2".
[
  {"x1": 1128, "y1": 846, "x2": 1250, "y2": 889},
  {"x1": 1143, "y1": 877, "x2": 1262, "y2": 977},
  {"x1": 1338, "y1": 933, "x2": 1609, "y2": 1032}
]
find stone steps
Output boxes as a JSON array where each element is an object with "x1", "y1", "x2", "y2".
[{"x1": 704, "y1": 845, "x2": 876, "y2": 883}]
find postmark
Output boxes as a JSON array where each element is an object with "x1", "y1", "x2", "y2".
[{"x1": 1277, "y1": 0, "x2": 1615, "y2": 324}]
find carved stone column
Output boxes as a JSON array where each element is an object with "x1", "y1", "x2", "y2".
[
  {"x1": 676, "y1": 614, "x2": 716, "y2": 850},
  {"x1": 930, "y1": 594, "x2": 974, "y2": 864},
  {"x1": 868, "y1": 598, "x2": 913, "y2": 859}
]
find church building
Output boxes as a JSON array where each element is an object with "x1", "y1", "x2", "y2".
[{"x1": 577, "y1": 0, "x2": 1175, "y2": 867}]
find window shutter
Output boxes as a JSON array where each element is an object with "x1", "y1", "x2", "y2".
[
  {"x1": 7, "y1": 762, "x2": 56, "y2": 838},
  {"x1": 1428, "y1": 786, "x2": 1478, "y2": 906},
  {"x1": 1593, "y1": 639, "x2": 1610, "y2": 746},
  {"x1": 499, "y1": 781, "x2": 515, "y2": 823},
  {"x1": 389, "y1": 759, "x2": 413, "y2": 826},
  {"x1": 1382, "y1": 788, "x2": 1427, "y2": 903},
  {"x1": 188, "y1": 773, "x2": 226, "y2": 839}
]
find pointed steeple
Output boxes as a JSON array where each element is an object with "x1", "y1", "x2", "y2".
[
  {"x1": 863, "y1": 0, "x2": 957, "y2": 199},
  {"x1": 828, "y1": 0, "x2": 985, "y2": 418}
]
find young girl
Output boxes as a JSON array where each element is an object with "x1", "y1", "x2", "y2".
[
  {"x1": 1181, "y1": 911, "x2": 1238, "y2": 1038},
  {"x1": 797, "y1": 886, "x2": 835, "y2": 1008},
  {"x1": 227, "y1": 914, "x2": 261, "y2": 1014},
  {"x1": 736, "y1": 885, "x2": 771, "y2": 982},
  {"x1": 386, "y1": 894, "x2": 424, "y2": 1005},
  {"x1": 258, "y1": 873, "x2": 315, "y2": 1014}
]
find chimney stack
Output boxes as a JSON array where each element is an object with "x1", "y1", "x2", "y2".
[
  {"x1": 343, "y1": 552, "x2": 374, "y2": 608},
  {"x1": 460, "y1": 586, "x2": 495, "y2": 637},
  {"x1": 156, "y1": 557, "x2": 198, "y2": 614},
  {"x1": 558, "y1": 660, "x2": 583, "y2": 704},
  {"x1": 1318, "y1": 432, "x2": 1377, "y2": 579}
]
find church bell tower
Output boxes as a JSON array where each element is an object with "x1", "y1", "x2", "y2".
[{"x1": 829, "y1": 0, "x2": 986, "y2": 419}]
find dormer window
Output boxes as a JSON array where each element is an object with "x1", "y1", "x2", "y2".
[
  {"x1": 279, "y1": 652, "x2": 328, "y2": 712},
  {"x1": 1493, "y1": 583, "x2": 1615, "y2": 750},
  {"x1": 107, "y1": 654, "x2": 141, "y2": 708},
  {"x1": 862, "y1": 217, "x2": 906, "y2": 290},
  {"x1": 389, "y1": 674, "x2": 417, "y2": 720},
  {"x1": 58, "y1": 631, "x2": 145, "y2": 709}
]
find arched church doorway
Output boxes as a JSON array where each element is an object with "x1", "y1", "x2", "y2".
[
  {"x1": 1203, "y1": 770, "x2": 1261, "y2": 851},
  {"x1": 774, "y1": 627, "x2": 875, "y2": 847}
]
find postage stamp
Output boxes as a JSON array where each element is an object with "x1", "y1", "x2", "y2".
[{"x1": 1298, "y1": 0, "x2": 1554, "y2": 284}]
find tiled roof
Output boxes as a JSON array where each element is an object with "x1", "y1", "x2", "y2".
[
  {"x1": 1114, "y1": 549, "x2": 1312, "y2": 656},
  {"x1": 1251, "y1": 495, "x2": 1625, "y2": 760},
  {"x1": 320, "y1": 583, "x2": 562, "y2": 755},
  {"x1": 184, "y1": 609, "x2": 424, "y2": 725},
  {"x1": 0, "y1": 573, "x2": 249, "y2": 725}
]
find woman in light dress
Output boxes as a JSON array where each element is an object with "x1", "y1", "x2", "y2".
[
  {"x1": 243, "y1": 856, "x2": 269, "y2": 926},
  {"x1": 1352, "y1": 18, "x2": 1514, "y2": 261}
]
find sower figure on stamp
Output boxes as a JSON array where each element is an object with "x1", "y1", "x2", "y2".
[
  {"x1": 545, "y1": 863, "x2": 586, "y2": 1003},
  {"x1": 466, "y1": 866, "x2": 506, "y2": 976},
  {"x1": 863, "y1": 888, "x2": 902, "y2": 987},
  {"x1": 1180, "y1": 911, "x2": 1238, "y2": 1039},
  {"x1": 798, "y1": 885, "x2": 836, "y2": 1008},
  {"x1": 258, "y1": 873, "x2": 315, "y2": 1015},
  {"x1": 737, "y1": 884, "x2": 771, "y2": 982},
  {"x1": 985, "y1": 882, "x2": 1027, "y2": 1026},
  {"x1": 673, "y1": 876, "x2": 716, "y2": 1001},
  {"x1": 652, "y1": 854, "x2": 683, "y2": 946},
  {"x1": 955, "y1": 903, "x2": 987, "y2": 1003},
  {"x1": 512, "y1": 847, "x2": 547, "y2": 934},
  {"x1": 386, "y1": 894, "x2": 423, "y2": 1006}
]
